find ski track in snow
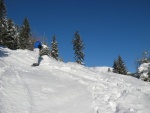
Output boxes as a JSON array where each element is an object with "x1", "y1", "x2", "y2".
[
  {"x1": 0, "y1": 64, "x2": 33, "y2": 113},
  {"x1": 0, "y1": 48, "x2": 33, "y2": 113},
  {"x1": 0, "y1": 47, "x2": 150, "y2": 113}
]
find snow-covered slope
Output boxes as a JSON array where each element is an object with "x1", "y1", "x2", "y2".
[{"x1": 0, "y1": 46, "x2": 150, "y2": 113}]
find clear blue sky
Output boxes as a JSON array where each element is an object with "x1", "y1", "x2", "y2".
[{"x1": 5, "y1": 0, "x2": 150, "y2": 73}]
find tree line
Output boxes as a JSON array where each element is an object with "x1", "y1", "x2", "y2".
[
  {"x1": 0, "y1": 0, "x2": 33, "y2": 50},
  {"x1": 0, "y1": 0, "x2": 129, "y2": 72},
  {"x1": 0, "y1": 0, "x2": 85, "y2": 64},
  {"x1": 0, "y1": 0, "x2": 128, "y2": 75}
]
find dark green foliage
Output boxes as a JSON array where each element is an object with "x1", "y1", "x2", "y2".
[
  {"x1": 0, "y1": 0, "x2": 6, "y2": 19},
  {"x1": 51, "y1": 35, "x2": 59, "y2": 60},
  {"x1": 0, "y1": 1, "x2": 33, "y2": 50},
  {"x1": 0, "y1": 19, "x2": 7, "y2": 45},
  {"x1": 113, "y1": 55, "x2": 128, "y2": 75},
  {"x1": 0, "y1": 0, "x2": 7, "y2": 45},
  {"x1": 19, "y1": 18, "x2": 33, "y2": 50},
  {"x1": 117, "y1": 55, "x2": 128, "y2": 74},
  {"x1": 72, "y1": 31, "x2": 85, "y2": 64},
  {"x1": 14, "y1": 25, "x2": 20, "y2": 49},
  {"x1": 113, "y1": 60, "x2": 118, "y2": 73},
  {"x1": 4, "y1": 19, "x2": 18, "y2": 49}
]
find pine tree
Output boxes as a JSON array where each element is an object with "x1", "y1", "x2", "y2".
[
  {"x1": 0, "y1": 0, "x2": 8, "y2": 45},
  {"x1": 117, "y1": 55, "x2": 127, "y2": 74},
  {"x1": 4, "y1": 19, "x2": 18, "y2": 49},
  {"x1": 0, "y1": 0, "x2": 6, "y2": 19},
  {"x1": 113, "y1": 55, "x2": 127, "y2": 75},
  {"x1": 14, "y1": 25, "x2": 20, "y2": 49},
  {"x1": 19, "y1": 18, "x2": 33, "y2": 50},
  {"x1": 72, "y1": 31, "x2": 85, "y2": 64},
  {"x1": 40, "y1": 44, "x2": 50, "y2": 56},
  {"x1": 51, "y1": 35, "x2": 59, "y2": 60},
  {"x1": 136, "y1": 51, "x2": 150, "y2": 81},
  {"x1": 113, "y1": 59, "x2": 118, "y2": 73}
]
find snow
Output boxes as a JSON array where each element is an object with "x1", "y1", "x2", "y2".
[
  {"x1": 138, "y1": 63, "x2": 150, "y2": 80},
  {"x1": 42, "y1": 44, "x2": 48, "y2": 48},
  {"x1": 0, "y1": 46, "x2": 150, "y2": 113}
]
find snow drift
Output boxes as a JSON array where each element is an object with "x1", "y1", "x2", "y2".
[{"x1": 0, "y1": 46, "x2": 150, "y2": 113}]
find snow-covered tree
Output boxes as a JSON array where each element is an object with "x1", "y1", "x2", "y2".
[
  {"x1": 0, "y1": 0, "x2": 8, "y2": 45},
  {"x1": 136, "y1": 51, "x2": 150, "y2": 82},
  {"x1": 19, "y1": 18, "x2": 33, "y2": 50},
  {"x1": 40, "y1": 44, "x2": 50, "y2": 56},
  {"x1": 113, "y1": 55, "x2": 127, "y2": 75},
  {"x1": 51, "y1": 35, "x2": 59, "y2": 60},
  {"x1": 14, "y1": 25, "x2": 20, "y2": 49},
  {"x1": 4, "y1": 19, "x2": 18, "y2": 49},
  {"x1": 137, "y1": 63, "x2": 150, "y2": 82},
  {"x1": 72, "y1": 31, "x2": 85, "y2": 65},
  {"x1": 137, "y1": 51, "x2": 150, "y2": 65}
]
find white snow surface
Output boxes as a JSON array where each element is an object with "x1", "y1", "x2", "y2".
[{"x1": 0, "y1": 46, "x2": 150, "y2": 113}]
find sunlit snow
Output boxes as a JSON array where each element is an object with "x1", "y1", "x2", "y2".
[{"x1": 0, "y1": 46, "x2": 150, "y2": 113}]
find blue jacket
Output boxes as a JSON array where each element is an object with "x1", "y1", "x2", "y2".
[{"x1": 34, "y1": 41, "x2": 42, "y2": 49}]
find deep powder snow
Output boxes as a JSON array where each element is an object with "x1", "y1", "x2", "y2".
[{"x1": 0, "y1": 47, "x2": 150, "y2": 113}]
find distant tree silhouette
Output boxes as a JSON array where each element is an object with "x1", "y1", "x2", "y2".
[
  {"x1": 113, "y1": 55, "x2": 127, "y2": 75},
  {"x1": 72, "y1": 31, "x2": 85, "y2": 64},
  {"x1": 113, "y1": 59, "x2": 118, "y2": 73},
  {"x1": 51, "y1": 35, "x2": 59, "y2": 60}
]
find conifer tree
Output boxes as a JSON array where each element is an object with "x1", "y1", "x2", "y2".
[
  {"x1": 51, "y1": 35, "x2": 59, "y2": 60},
  {"x1": 4, "y1": 19, "x2": 18, "y2": 49},
  {"x1": 117, "y1": 55, "x2": 127, "y2": 74},
  {"x1": 0, "y1": 0, "x2": 8, "y2": 45},
  {"x1": 113, "y1": 55, "x2": 128, "y2": 75},
  {"x1": 19, "y1": 18, "x2": 33, "y2": 50},
  {"x1": 72, "y1": 31, "x2": 85, "y2": 64},
  {"x1": 40, "y1": 44, "x2": 51, "y2": 56},
  {"x1": 14, "y1": 25, "x2": 20, "y2": 49},
  {"x1": 113, "y1": 59, "x2": 118, "y2": 73},
  {"x1": 0, "y1": 0, "x2": 6, "y2": 19}
]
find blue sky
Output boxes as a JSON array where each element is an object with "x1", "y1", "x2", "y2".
[{"x1": 5, "y1": 0, "x2": 150, "y2": 73}]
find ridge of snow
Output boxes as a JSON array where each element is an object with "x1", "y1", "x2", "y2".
[{"x1": 0, "y1": 46, "x2": 150, "y2": 113}]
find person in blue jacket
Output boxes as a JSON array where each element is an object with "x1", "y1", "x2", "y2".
[{"x1": 33, "y1": 38, "x2": 42, "y2": 66}]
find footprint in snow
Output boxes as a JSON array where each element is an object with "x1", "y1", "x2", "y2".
[{"x1": 41, "y1": 87, "x2": 55, "y2": 93}]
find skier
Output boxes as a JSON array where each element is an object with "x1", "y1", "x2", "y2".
[{"x1": 32, "y1": 38, "x2": 42, "y2": 66}]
